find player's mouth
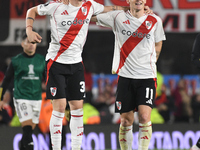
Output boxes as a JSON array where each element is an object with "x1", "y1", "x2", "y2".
[{"x1": 135, "y1": 2, "x2": 142, "y2": 6}]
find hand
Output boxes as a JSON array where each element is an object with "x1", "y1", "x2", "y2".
[
  {"x1": 0, "y1": 101, "x2": 5, "y2": 111},
  {"x1": 27, "y1": 31, "x2": 42, "y2": 44},
  {"x1": 56, "y1": 0, "x2": 69, "y2": 4},
  {"x1": 144, "y1": 5, "x2": 153, "y2": 14}
]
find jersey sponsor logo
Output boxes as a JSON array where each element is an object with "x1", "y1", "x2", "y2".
[
  {"x1": 61, "y1": 18, "x2": 90, "y2": 26},
  {"x1": 116, "y1": 101, "x2": 122, "y2": 110},
  {"x1": 145, "y1": 21, "x2": 153, "y2": 30},
  {"x1": 50, "y1": 87, "x2": 57, "y2": 96},
  {"x1": 61, "y1": 10, "x2": 68, "y2": 15},
  {"x1": 146, "y1": 99, "x2": 152, "y2": 105},
  {"x1": 122, "y1": 30, "x2": 151, "y2": 39},
  {"x1": 123, "y1": 20, "x2": 130, "y2": 24},
  {"x1": 81, "y1": 6, "x2": 87, "y2": 16}
]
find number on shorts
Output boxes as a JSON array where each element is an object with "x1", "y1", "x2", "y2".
[
  {"x1": 80, "y1": 81, "x2": 85, "y2": 93},
  {"x1": 145, "y1": 87, "x2": 153, "y2": 99},
  {"x1": 20, "y1": 103, "x2": 27, "y2": 111}
]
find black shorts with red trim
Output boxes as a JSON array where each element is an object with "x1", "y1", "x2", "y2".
[
  {"x1": 45, "y1": 61, "x2": 86, "y2": 101},
  {"x1": 115, "y1": 76, "x2": 157, "y2": 113}
]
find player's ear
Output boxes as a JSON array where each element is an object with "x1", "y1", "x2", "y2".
[
  {"x1": 144, "y1": 0, "x2": 147, "y2": 4},
  {"x1": 126, "y1": 0, "x2": 130, "y2": 4},
  {"x1": 21, "y1": 41, "x2": 24, "y2": 48}
]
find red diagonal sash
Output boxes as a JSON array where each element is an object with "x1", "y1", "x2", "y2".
[
  {"x1": 116, "y1": 15, "x2": 157, "y2": 74},
  {"x1": 46, "y1": 2, "x2": 92, "y2": 84}
]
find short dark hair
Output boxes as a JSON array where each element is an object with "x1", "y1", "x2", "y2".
[{"x1": 22, "y1": 33, "x2": 27, "y2": 41}]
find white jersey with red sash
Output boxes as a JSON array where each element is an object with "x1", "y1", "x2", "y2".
[
  {"x1": 97, "y1": 10, "x2": 166, "y2": 79},
  {"x1": 37, "y1": 0, "x2": 104, "y2": 64}
]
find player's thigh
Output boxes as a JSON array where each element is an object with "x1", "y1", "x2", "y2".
[
  {"x1": 13, "y1": 99, "x2": 33, "y2": 123},
  {"x1": 136, "y1": 78, "x2": 156, "y2": 108},
  {"x1": 66, "y1": 68, "x2": 85, "y2": 101},
  {"x1": 115, "y1": 76, "x2": 136, "y2": 113},
  {"x1": 31, "y1": 100, "x2": 42, "y2": 124},
  {"x1": 46, "y1": 63, "x2": 66, "y2": 99}
]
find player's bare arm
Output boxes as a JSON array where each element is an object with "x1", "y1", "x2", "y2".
[
  {"x1": 103, "y1": 5, "x2": 129, "y2": 13},
  {"x1": 91, "y1": 5, "x2": 152, "y2": 22},
  {"x1": 155, "y1": 41, "x2": 163, "y2": 61},
  {"x1": 26, "y1": 6, "x2": 42, "y2": 43}
]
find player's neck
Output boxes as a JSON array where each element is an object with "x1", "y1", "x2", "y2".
[
  {"x1": 69, "y1": 0, "x2": 82, "y2": 7},
  {"x1": 130, "y1": 9, "x2": 145, "y2": 18}
]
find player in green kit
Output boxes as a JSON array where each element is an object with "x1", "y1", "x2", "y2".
[{"x1": 0, "y1": 34, "x2": 45, "y2": 150}]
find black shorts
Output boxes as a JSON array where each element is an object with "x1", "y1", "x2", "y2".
[
  {"x1": 115, "y1": 76, "x2": 157, "y2": 113},
  {"x1": 45, "y1": 61, "x2": 86, "y2": 101}
]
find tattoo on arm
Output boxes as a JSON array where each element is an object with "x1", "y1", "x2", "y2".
[{"x1": 26, "y1": 17, "x2": 35, "y2": 21}]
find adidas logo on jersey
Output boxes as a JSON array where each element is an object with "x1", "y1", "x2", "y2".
[
  {"x1": 146, "y1": 99, "x2": 152, "y2": 105},
  {"x1": 141, "y1": 136, "x2": 149, "y2": 139},
  {"x1": 61, "y1": 10, "x2": 68, "y2": 15},
  {"x1": 123, "y1": 20, "x2": 130, "y2": 24}
]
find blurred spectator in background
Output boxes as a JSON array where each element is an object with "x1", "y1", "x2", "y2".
[
  {"x1": 172, "y1": 78, "x2": 192, "y2": 123},
  {"x1": 191, "y1": 93, "x2": 200, "y2": 123},
  {"x1": 92, "y1": 78, "x2": 113, "y2": 124},
  {"x1": 0, "y1": 71, "x2": 12, "y2": 125},
  {"x1": 154, "y1": 84, "x2": 175, "y2": 123},
  {"x1": 156, "y1": 72, "x2": 164, "y2": 97}
]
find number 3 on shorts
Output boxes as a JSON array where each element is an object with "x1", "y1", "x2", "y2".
[{"x1": 80, "y1": 81, "x2": 85, "y2": 93}]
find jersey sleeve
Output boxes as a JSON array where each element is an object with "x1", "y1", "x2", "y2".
[
  {"x1": 154, "y1": 16, "x2": 166, "y2": 43},
  {"x1": 37, "y1": 1, "x2": 59, "y2": 16},
  {"x1": 96, "y1": 11, "x2": 116, "y2": 29},
  {"x1": 90, "y1": 0, "x2": 104, "y2": 15}
]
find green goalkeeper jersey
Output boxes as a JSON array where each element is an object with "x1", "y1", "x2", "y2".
[{"x1": 0, "y1": 53, "x2": 45, "y2": 101}]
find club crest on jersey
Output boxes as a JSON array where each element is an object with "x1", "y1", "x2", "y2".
[
  {"x1": 116, "y1": 101, "x2": 122, "y2": 110},
  {"x1": 50, "y1": 87, "x2": 57, "y2": 96},
  {"x1": 145, "y1": 21, "x2": 152, "y2": 30},
  {"x1": 81, "y1": 6, "x2": 87, "y2": 16}
]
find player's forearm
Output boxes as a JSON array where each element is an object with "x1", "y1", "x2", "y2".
[
  {"x1": 103, "y1": 6, "x2": 129, "y2": 13},
  {"x1": 155, "y1": 41, "x2": 163, "y2": 61},
  {"x1": 26, "y1": 7, "x2": 38, "y2": 34},
  {"x1": 91, "y1": 16, "x2": 97, "y2": 22}
]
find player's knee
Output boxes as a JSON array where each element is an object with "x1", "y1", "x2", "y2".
[
  {"x1": 139, "y1": 113, "x2": 150, "y2": 124},
  {"x1": 120, "y1": 117, "x2": 133, "y2": 126}
]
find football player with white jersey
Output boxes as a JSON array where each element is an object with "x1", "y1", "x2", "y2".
[
  {"x1": 92, "y1": 0, "x2": 166, "y2": 149},
  {"x1": 25, "y1": 0, "x2": 134, "y2": 150}
]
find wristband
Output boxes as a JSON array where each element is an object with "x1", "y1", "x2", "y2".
[{"x1": 26, "y1": 17, "x2": 35, "y2": 21}]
